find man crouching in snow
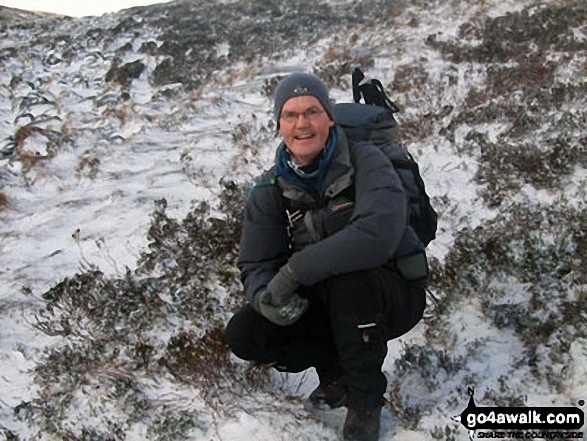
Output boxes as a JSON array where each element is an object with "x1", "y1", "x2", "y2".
[{"x1": 223, "y1": 73, "x2": 427, "y2": 441}]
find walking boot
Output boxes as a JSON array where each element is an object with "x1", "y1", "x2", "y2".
[
  {"x1": 342, "y1": 404, "x2": 382, "y2": 441},
  {"x1": 308, "y1": 380, "x2": 347, "y2": 409}
]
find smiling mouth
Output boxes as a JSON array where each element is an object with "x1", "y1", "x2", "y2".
[{"x1": 294, "y1": 134, "x2": 315, "y2": 140}]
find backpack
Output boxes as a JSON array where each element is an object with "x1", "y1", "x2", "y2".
[{"x1": 334, "y1": 68, "x2": 438, "y2": 247}]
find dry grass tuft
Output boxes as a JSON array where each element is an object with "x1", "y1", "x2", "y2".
[{"x1": 0, "y1": 192, "x2": 8, "y2": 210}]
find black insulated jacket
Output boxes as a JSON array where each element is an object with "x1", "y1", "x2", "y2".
[{"x1": 238, "y1": 127, "x2": 425, "y2": 305}]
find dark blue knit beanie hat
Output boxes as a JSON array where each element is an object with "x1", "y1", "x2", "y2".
[{"x1": 273, "y1": 73, "x2": 334, "y2": 128}]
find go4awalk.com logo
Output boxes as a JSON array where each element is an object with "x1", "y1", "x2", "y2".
[{"x1": 457, "y1": 388, "x2": 585, "y2": 439}]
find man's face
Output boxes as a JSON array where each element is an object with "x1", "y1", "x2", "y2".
[{"x1": 278, "y1": 96, "x2": 334, "y2": 166}]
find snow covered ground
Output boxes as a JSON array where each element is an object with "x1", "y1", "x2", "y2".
[{"x1": 1, "y1": 0, "x2": 585, "y2": 439}]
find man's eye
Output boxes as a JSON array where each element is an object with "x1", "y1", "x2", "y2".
[{"x1": 281, "y1": 107, "x2": 323, "y2": 122}]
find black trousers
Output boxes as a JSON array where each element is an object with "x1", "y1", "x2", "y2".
[{"x1": 223, "y1": 264, "x2": 426, "y2": 412}]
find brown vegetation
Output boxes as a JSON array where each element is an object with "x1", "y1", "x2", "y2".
[
  {"x1": 14, "y1": 124, "x2": 46, "y2": 146},
  {"x1": 0, "y1": 192, "x2": 8, "y2": 210}
]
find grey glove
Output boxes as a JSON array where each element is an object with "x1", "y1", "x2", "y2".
[
  {"x1": 253, "y1": 289, "x2": 309, "y2": 326},
  {"x1": 266, "y1": 263, "x2": 300, "y2": 305}
]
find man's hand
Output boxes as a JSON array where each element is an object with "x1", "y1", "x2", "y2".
[
  {"x1": 267, "y1": 263, "x2": 299, "y2": 304},
  {"x1": 251, "y1": 263, "x2": 308, "y2": 326},
  {"x1": 254, "y1": 289, "x2": 308, "y2": 326}
]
